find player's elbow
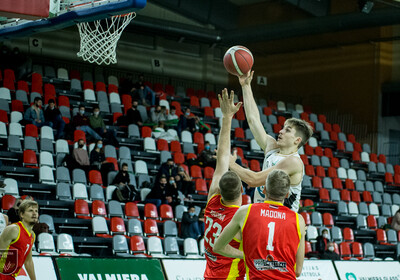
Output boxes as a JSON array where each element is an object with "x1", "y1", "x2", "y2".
[{"x1": 295, "y1": 264, "x2": 303, "y2": 277}]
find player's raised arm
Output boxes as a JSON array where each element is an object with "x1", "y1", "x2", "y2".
[
  {"x1": 239, "y1": 71, "x2": 278, "y2": 153},
  {"x1": 295, "y1": 214, "x2": 306, "y2": 277},
  {"x1": 207, "y1": 89, "x2": 242, "y2": 201},
  {"x1": 213, "y1": 206, "x2": 248, "y2": 259}
]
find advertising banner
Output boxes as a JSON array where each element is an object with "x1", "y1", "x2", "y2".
[
  {"x1": 16, "y1": 256, "x2": 57, "y2": 280},
  {"x1": 57, "y1": 258, "x2": 165, "y2": 280},
  {"x1": 335, "y1": 261, "x2": 400, "y2": 280},
  {"x1": 162, "y1": 259, "x2": 207, "y2": 280},
  {"x1": 297, "y1": 260, "x2": 338, "y2": 280}
]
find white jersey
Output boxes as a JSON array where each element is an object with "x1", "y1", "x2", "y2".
[
  {"x1": 0, "y1": 214, "x2": 6, "y2": 234},
  {"x1": 253, "y1": 148, "x2": 304, "y2": 212}
]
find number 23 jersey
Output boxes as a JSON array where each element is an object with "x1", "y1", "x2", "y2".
[{"x1": 203, "y1": 194, "x2": 245, "y2": 280}]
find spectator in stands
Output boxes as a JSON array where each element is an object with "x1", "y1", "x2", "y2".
[
  {"x1": 158, "y1": 158, "x2": 178, "y2": 179},
  {"x1": 71, "y1": 139, "x2": 90, "y2": 173},
  {"x1": 24, "y1": 97, "x2": 51, "y2": 128},
  {"x1": 125, "y1": 99, "x2": 143, "y2": 126},
  {"x1": 175, "y1": 167, "x2": 195, "y2": 197},
  {"x1": 181, "y1": 205, "x2": 202, "y2": 239},
  {"x1": 391, "y1": 209, "x2": 400, "y2": 231},
  {"x1": 133, "y1": 74, "x2": 156, "y2": 106},
  {"x1": 145, "y1": 175, "x2": 169, "y2": 208},
  {"x1": 44, "y1": 99, "x2": 65, "y2": 140},
  {"x1": 320, "y1": 242, "x2": 340, "y2": 260},
  {"x1": 72, "y1": 105, "x2": 102, "y2": 141},
  {"x1": 151, "y1": 105, "x2": 167, "y2": 124},
  {"x1": 89, "y1": 139, "x2": 115, "y2": 184},
  {"x1": 112, "y1": 163, "x2": 137, "y2": 202},
  {"x1": 166, "y1": 176, "x2": 181, "y2": 208},
  {"x1": 316, "y1": 229, "x2": 330, "y2": 256},
  {"x1": 89, "y1": 106, "x2": 118, "y2": 146},
  {"x1": 177, "y1": 107, "x2": 199, "y2": 136},
  {"x1": 168, "y1": 106, "x2": 179, "y2": 121},
  {"x1": 198, "y1": 141, "x2": 216, "y2": 168}
]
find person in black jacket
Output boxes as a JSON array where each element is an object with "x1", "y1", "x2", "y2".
[
  {"x1": 166, "y1": 176, "x2": 181, "y2": 208},
  {"x1": 316, "y1": 229, "x2": 330, "y2": 256},
  {"x1": 320, "y1": 241, "x2": 340, "y2": 260},
  {"x1": 112, "y1": 163, "x2": 137, "y2": 201},
  {"x1": 125, "y1": 100, "x2": 143, "y2": 126},
  {"x1": 145, "y1": 175, "x2": 168, "y2": 208},
  {"x1": 44, "y1": 99, "x2": 65, "y2": 140},
  {"x1": 181, "y1": 205, "x2": 202, "y2": 239},
  {"x1": 174, "y1": 168, "x2": 195, "y2": 197},
  {"x1": 158, "y1": 158, "x2": 178, "y2": 179},
  {"x1": 89, "y1": 140, "x2": 115, "y2": 184}
]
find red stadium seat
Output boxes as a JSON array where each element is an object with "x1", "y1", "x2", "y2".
[
  {"x1": 141, "y1": 127, "x2": 152, "y2": 138},
  {"x1": 318, "y1": 114, "x2": 327, "y2": 123},
  {"x1": 157, "y1": 139, "x2": 169, "y2": 151},
  {"x1": 305, "y1": 241, "x2": 313, "y2": 256},
  {"x1": 110, "y1": 217, "x2": 126, "y2": 235},
  {"x1": 195, "y1": 179, "x2": 208, "y2": 195},
  {"x1": 300, "y1": 155, "x2": 309, "y2": 165},
  {"x1": 300, "y1": 112, "x2": 309, "y2": 122},
  {"x1": 332, "y1": 124, "x2": 341, "y2": 133},
  {"x1": 130, "y1": 235, "x2": 146, "y2": 254},
  {"x1": 196, "y1": 89, "x2": 206, "y2": 98},
  {"x1": 378, "y1": 154, "x2": 386, "y2": 164},
  {"x1": 17, "y1": 80, "x2": 29, "y2": 92},
  {"x1": 121, "y1": 95, "x2": 132, "y2": 114},
  {"x1": 165, "y1": 84, "x2": 175, "y2": 96},
  {"x1": 3, "y1": 78, "x2": 15, "y2": 91},
  {"x1": 186, "y1": 153, "x2": 197, "y2": 161},
  {"x1": 312, "y1": 177, "x2": 322, "y2": 189},
  {"x1": 323, "y1": 213, "x2": 334, "y2": 228},
  {"x1": 347, "y1": 134, "x2": 356, "y2": 143},
  {"x1": 352, "y1": 151, "x2": 361, "y2": 163},
  {"x1": 351, "y1": 242, "x2": 363, "y2": 260},
  {"x1": 305, "y1": 165, "x2": 315, "y2": 176},
  {"x1": 362, "y1": 191, "x2": 373, "y2": 204},
  {"x1": 11, "y1": 100, "x2": 24, "y2": 112},
  {"x1": 70, "y1": 70, "x2": 81, "y2": 80},
  {"x1": 92, "y1": 200, "x2": 107, "y2": 217},
  {"x1": 204, "y1": 167, "x2": 214, "y2": 180},
  {"x1": 113, "y1": 112, "x2": 122, "y2": 125},
  {"x1": 376, "y1": 229, "x2": 387, "y2": 244},
  {"x1": 190, "y1": 96, "x2": 200, "y2": 107},
  {"x1": 160, "y1": 204, "x2": 174, "y2": 220},
  {"x1": 170, "y1": 141, "x2": 182, "y2": 153},
  {"x1": 204, "y1": 107, "x2": 214, "y2": 118},
  {"x1": 44, "y1": 83, "x2": 56, "y2": 96},
  {"x1": 367, "y1": 215, "x2": 377, "y2": 230},
  {"x1": 211, "y1": 98, "x2": 219, "y2": 109},
  {"x1": 369, "y1": 153, "x2": 378, "y2": 163},
  {"x1": 106, "y1": 157, "x2": 119, "y2": 171},
  {"x1": 300, "y1": 212, "x2": 311, "y2": 226},
  {"x1": 83, "y1": 80, "x2": 93, "y2": 90},
  {"x1": 345, "y1": 179, "x2": 355, "y2": 190},
  {"x1": 108, "y1": 84, "x2": 119, "y2": 94},
  {"x1": 385, "y1": 172, "x2": 394, "y2": 186},
  {"x1": 144, "y1": 219, "x2": 159, "y2": 236},
  {"x1": 303, "y1": 199, "x2": 314, "y2": 208},
  {"x1": 23, "y1": 150, "x2": 38, "y2": 168},
  {"x1": 173, "y1": 152, "x2": 185, "y2": 165},
  {"x1": 74, "y1": 199, "x2": 91, "y2": 219},
  {"x1": 336, "y1": 140, "x2": 345, "y2": 152},
  {"x1": 304, "y1": 145, "x2": 314, "y2": 156},
  {"x1": 193, "y1": 132, "x2": 204, "y2": 145},
  {"x1": 144, "y1": 203, "x2": 158, "y2": 220},
  {"x1": 278, "y1": 116, "x2": 286, "y2": 126},
  {"x1": 339, "y1": 242, "x2": 351, "y2": 260},
  {"x1": 351, "y1": 191, "x2": 361, "y2": 204},
  {"x1": 315, "y1": 166, "x2": 326, "y2": 177},
  {"x1": 343, "y1": 228, "x2": 354, "y2": 242},
  {"x1": 268, "y1": 100, "x2": 277, "y2": 111},
  {"x1": 89, "y1": 170, "x2": 103, "y2": 186},
  {"x1": 340, "y1": 189, "x2": 350, "y2": 202},
  {"x1": 324, "y1": 122, "x2": 332, "y2": 132},
  {"x1": 354, "y1": 142, "x2": 362, "y2": 153},
  {"x1": 74, "y1": 130, "x2": 86, "y2": 143},
  {"x1": 95, "y1": 82, "x2": 106, "y2": 93},
  {"x1": 319, "y1": 188, "x2": 330, "y2": 202},
  {"x1": 0, "y1": 110, "x2": 8, "y2": 124},
  {"x1": 207, "y1": 91, "x2": 216, "y2": 99},
  {"x1": 234, "y1": 128, "x2": 245, "y2": 140},
  {"x1": 235, "y1": 147, "x2": 244, "y2": 159},
  {"x1": 263, "y1": 107, "x2": 272, "y2": 116},
  {"x1": 58, "y1": 96, "x2": 70, "y2": 108},
  {"x1": 190, "y1": 166, "x2": 202, "y2": 179},
  {"x1": 273, "y1": 124, "x2": 282, "y2": 134},
  {"x1": 235, "y1": 106, "x2": 245, "y2": 121},
  {"x1": 1, "y1": 195, "x2": 16, "y2": 212},
  {"x1": 314, "y1": 146, "x2": 323, "y2": 157},
  {"x1": 329, "y1": 131, "x2": 338, "y2": 141},
  {"x1": 332, "y1": 178, "x2": 343, "y2": 189},
  {"x1": 324, "y1": 148, "x2": 333, "y2": 159},
  {"x1": 25, "y1": 124, "x2": 38, "y2": 138},
  {"x1": 250, "y1": 160, "x2": 261, "y2": 172},
  {"x1": 242, "y1": 194, "x2": 251, "y2": 205},
  {"x1": 125, "y1": 202, "x2": 140, "y2": 219}
]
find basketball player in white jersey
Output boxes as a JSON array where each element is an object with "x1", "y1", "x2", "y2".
[{"x1": 228, "y1": 71, "x2": 313, "y2": 212}]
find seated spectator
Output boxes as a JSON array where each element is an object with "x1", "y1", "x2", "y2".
[
  {"x1": 24, "y1": 97, "x2": 51, "y2": 128},
  {"x1": 198, "y1": 141, "x2": 216, "y2": 168},
  {"x1": 320, "y1": 242, "x2": 340, "y2": 260},
  {"x1": 145, "y1": 175, "x2": 169, "y2": 208},
  {"x1": 181, "y1": 205, "x2": 202, "y2": 239},
  {"x1": 89, "y1": 106, "x2": 118, "y2": 146},
  {"x1": 71, "y1": 139, "x2": 90, "y2": 173},
  {"x1": 112, "y1": 163, "x2": 137, "y2": 202},
  {"x1": 125, "y1": 99, "x2": 143, "y2": 126},
  {"x1": 151, "y1": 105, "x2": 167, "y2": 124},
  {"x1": 175, "y1": 167, "x2": 195, "y2": 197},
  {"x1": 167, "y1": 106, "x2": 179, "y2": 121},
  {"x1": 177, "y1": 107, "x2": 199, "y2": 136},
  {"x1": 158, "y1": 158, "x2": 178, "y2": 179},
  {"x1": 89, "y1": 139, "x2": 115, "y2": 184},
  {"x1": 44, "y1": 99, "x2": 65, "y2": 140},
  {"x1": 166, "y1": 176, "x2": 181, "y2": 209},
  {"x1": 72, "y1": 105, "x2": 102, "y2": 141},
  {"x1": 133, "y1": 74, "x2": 156, "y2": 106},
  {"x1": 316, "y1": 228, "x2": 330, "y2": 256}
]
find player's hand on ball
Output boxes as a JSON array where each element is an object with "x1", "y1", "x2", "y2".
[
  {"x1": 238, "y1": 70, "x2": 254, "y2": 87},
  {"x1": 218, "y1": 88, "x2": 242, "y2": 118}
]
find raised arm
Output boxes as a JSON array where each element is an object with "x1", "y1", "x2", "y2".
[
  {"x1": 239, "y1": 71, "x2": 278, "y2": 153},
  {"x1": 229, "y1": 154, "x2": 302, "y2": 187},
  {"x1": 207, "y1": 89, "x2": 242, "y2": 201},
  {"x1": 295, "y1": 214, "x2": 306, "y2": 277}
]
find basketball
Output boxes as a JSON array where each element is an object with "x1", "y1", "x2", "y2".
[{"x1": 223, "y1": 45, "x2": 254, "y2": 76}]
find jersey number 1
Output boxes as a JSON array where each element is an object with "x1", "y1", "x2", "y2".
[
  {"x1": 266, "y1": 222, "x2": 275, "y2": 251},
  {"x1": 204, "y1": 216, "x2": 222, "y2": 248}
]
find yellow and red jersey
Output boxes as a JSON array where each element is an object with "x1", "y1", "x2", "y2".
[
  {"x1": 203, "y1": 194, "x2": 245, "y2": 280},
  {"x1": 0, "y1": 222, "x2": 35, "y2": 278},
  {"x1": 242, "y1": 201, "x2": 301, "y2": 280}
]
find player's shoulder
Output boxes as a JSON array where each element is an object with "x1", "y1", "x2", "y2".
[{"x1": 1, "y1": 223, "x2": 19, "y2": 238}]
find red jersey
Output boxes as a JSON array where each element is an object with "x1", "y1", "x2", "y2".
[
  {"x1": 242, "y1": 201, "x2": 301, "y2": 280},
  {"x1": 204, "y1": 194, "x2": 245, "y2": 280},
  {"x1": 0, "y1": 222, "x2": 35, "y2": 278}
]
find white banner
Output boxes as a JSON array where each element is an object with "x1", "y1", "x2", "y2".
[
  {"x1": 163, "y1": 259, "x2": 207, "y2": 280},
  {"x1": 16, "y1": 256, "x2": 57, "y2": 280},
  {"x1": 297, "y1": 260, "x2": 338, "y2": 280},
  {"x1": 335, "y1": 261, "x2": 400, "y2": 280}
]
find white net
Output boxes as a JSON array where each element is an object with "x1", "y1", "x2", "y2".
[{"x1": 76, "y1": 12, "x2": 135, "y2": 65}]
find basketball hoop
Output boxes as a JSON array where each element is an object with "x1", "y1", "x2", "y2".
[{"x1": 76, "y1": 12, "x2": 136, "y2": 65}]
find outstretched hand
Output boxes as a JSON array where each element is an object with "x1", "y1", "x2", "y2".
[
  {"x1": 238, "y1": 70, "x2": 254, "y2": 87},
  {"x1": 229, "y1": 150, "x2": 238, "y2": 167},
  {"x1": 218, "y1": 88, "x2": 242, "y2": 118}
]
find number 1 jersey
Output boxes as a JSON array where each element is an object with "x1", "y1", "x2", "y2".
[{"x1": 203, "y1": 194, "x2": 245, "y2": 280}]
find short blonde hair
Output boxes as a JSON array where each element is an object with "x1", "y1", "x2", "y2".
[
  {"x1": 18, "y1": 200, "x2": 39, "y2": 218},
  {"x1": 265, "y1": 169, "x2": 291, "y2": 201},
  {"x1": 285, "y1": 118, "x2": 313, "y2": 148}
]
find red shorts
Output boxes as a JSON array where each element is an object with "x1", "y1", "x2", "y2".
[{"x1": 0, "y1": 274, "x2": 15, "y2": 280}]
